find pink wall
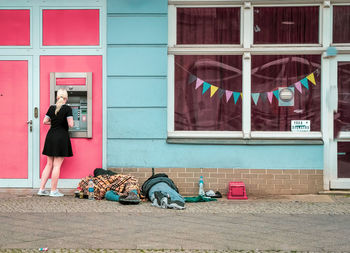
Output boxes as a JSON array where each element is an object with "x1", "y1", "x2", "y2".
[
  {"x1": 40, "y1": 56, "x2": 102, "y2": 179},
  {"x1": 42, "y1": 9, "x2": 100, "y2": 46},
  {"x1": 0, "y1": 10, "x2": 30, "y2": 46},
  {"x1": 0, "y1": 61, "x2": 28, "y2": 178}
]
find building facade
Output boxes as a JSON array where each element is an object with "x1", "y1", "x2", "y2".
[{"x1": 0, "y1": 0, "x2": 349, "y2": 195}]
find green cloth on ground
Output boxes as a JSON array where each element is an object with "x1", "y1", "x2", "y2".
[{"x1": 184, "y1": 195, "x2": 217, "y2": 202}]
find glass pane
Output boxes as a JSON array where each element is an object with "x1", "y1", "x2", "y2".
[
  {"x1": 333, "y1": 6, "x2": 350, "y2": 43},
  {"x1": 175, "y1": 55, "x2": 242, "y2": 131},
  {"x1": 254, "y1": 6, "x2": 319, "y2": 44},
  {"x1": 251, "y1": 55, "x2": 321, "y2": 131},
  {"x1": 177, "y1": 8, "x2": 240, "y2": 44},
  {"x1": 334, "y1": 62, "x2": 350, "y2": 137},
  {"x1": 338, "y1": 142, "x2": 350, "y2": 178}
]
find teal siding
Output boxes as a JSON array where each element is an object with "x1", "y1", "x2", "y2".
[
  {"x1": 106, "y1": 0, "x2": 323, "y2": 171},
  {"x1": 107, "y1": 108, "x2": 167, "y2": 139},
  {"x1": 107, "y1": 140, "x2": 323, "y2": 169},
  {"x1": 107, "y1": 46, "x2": 167, "y2": 76},
  {"x1": 108, "y1": 17, "x2": 168, "y2": 44},
  {"x1": 107, "y1": 0, "x2": 167, "y2": 14},
  {"x1": 107, "y1": 77, "x2": 166, "y2": 107}
]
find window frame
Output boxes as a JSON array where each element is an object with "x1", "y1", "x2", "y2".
[{"x1": 168, "y1": 1, "x2": 325, "y2": 142}]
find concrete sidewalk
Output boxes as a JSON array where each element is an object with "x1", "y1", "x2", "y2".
[{"x1": 0, "y1": 191, "x2": 350, "y2": 252}]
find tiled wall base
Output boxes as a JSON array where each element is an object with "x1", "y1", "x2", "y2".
[{"x1": 109, "y1": 168, "x2": 323, "y2": 196}]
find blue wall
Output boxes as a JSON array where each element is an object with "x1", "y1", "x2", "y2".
[{"x1": 106, "y1": 0, "x2": 323, "y2": 170}]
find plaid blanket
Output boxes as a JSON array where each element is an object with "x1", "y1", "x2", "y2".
[{"x1": 78, "y1": 174, "x2": 140, "y2": 200}]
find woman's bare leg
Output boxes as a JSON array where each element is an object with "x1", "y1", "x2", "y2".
[
  {"x1": 39, "y1": 156, "x2": 54, "y2": 190},
  {"x1": 51, "y1": 157, "x2": 64, "y2": 191}
]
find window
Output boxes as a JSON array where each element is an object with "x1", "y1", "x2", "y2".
[
  {"x1": 254, "y1": 6, "x2": 319, "y2": 44},
  {"x1": 333, "y1": 6, "x2": 350, "y2": 44},
  {"x1": 175, "y1": 55, "x2": 242, "y2": 131},
  {"x1": 168, "y1": 2, "x2": 323, "y2": 140},
  {"x1": 177, "y1": 8, "x2": 240, "y2": 44},
  {"x1": 251, "y1": 55, "x2": 321, "y2": 131}
]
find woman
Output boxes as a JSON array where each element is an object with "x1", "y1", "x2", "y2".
[{"x1": 37, "y1": 88, "x2": 74, "y2": 197}]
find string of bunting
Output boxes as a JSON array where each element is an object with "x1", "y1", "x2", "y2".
[{"x1": 187, "y1": 69, "x2": 319, "y2": 105}]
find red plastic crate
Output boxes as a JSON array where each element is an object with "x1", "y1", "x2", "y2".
[{"x1": 227, "y1": 181, "x2": 247, "y2": 200}]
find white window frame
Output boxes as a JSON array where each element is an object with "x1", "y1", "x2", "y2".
[{"x1": 168, "y1": 0, "x2": 328, "y2": 141}]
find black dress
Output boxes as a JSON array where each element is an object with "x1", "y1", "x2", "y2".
[{"x1": 42, "y1": 104, "x2": 73, "y2": 157}]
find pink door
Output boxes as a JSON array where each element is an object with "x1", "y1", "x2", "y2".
[
  {"x1": 40, "y1": 56, "x2": 102, "y2": 179},
  {"x1": 0, "y1": 60, "x2": 30, "y2": 185}
]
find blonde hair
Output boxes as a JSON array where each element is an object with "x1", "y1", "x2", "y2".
[{"x1": 55, "y1": 88, "x2": 68, "y2": 115}]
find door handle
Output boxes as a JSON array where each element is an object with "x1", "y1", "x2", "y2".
[{"x1": 27, "y1": 120, "x2": 32, "y2": 132}]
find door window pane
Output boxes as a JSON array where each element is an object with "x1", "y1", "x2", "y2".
[
  {"x1": 251, "y1": 55, "x2": 321, "y2": 131},
  {"x1": 334, "y1": 62, "x2": 350, "y2": 135},
  {"x1": 175, "y1": 55, "x2": 242, "y2": 131},
  {"x1": 177, "y1": 8, "x2": 240, "y2": 44},
  {"x1": 333, "y1": 6, "x2": 350, "y2": 43},
  {"x1": 254, "y1": 6, "x2": 319, "y2": 44},
  {"x1": 338, "y1": 142, "x2": 350, "y2": 178}
]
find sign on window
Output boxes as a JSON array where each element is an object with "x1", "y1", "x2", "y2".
[{"x1": 291, "y1": 120, "x2": 310, "y2": 132}]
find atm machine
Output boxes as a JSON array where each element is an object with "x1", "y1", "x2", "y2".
[{"x1": 50, "y1": 72, "x2": 92, "y2": 138}]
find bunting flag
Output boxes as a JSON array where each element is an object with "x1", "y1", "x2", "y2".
[
  {"x1": 195, "y1": 78, "x2": 204, "y2": 89},
  {"x1": 294, "y1": 81, "x2": 303, "y2": 93},
  {"x1": 267, "y1": 91, "x2": 273, "y2": 104},
  {"x1": 306, "y1": 73, "x2": 316, "y2": 85},
  {"x1": 188, "y1": 74, "x2": 197, "y2": 84},
  {"x1": 218, "y1": 88, "x2": 225, "y2": 99},
  {"x1": 252, "y1": 93, "x2": 260, "y2": 105},
  {"x1": 233, "y1": 92, "x2": 240, "y2": 104},
  {"x1": 210, "y1": 85, "x2": 218, "y2": 97},
  {"x1": 186, "y1": 69, "x2": 318, "y2": 106},
  {"x1": 225, "y1": 90, "x2": 233, "y2": 102},
  {"x1": 300, "y1": 78, "x2": 309, "y2": 89},
  {"x1": 202, "y1": 82, "x2": 211, "y2": 94}
]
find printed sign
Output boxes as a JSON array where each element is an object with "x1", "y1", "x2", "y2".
[{"x1": 291, "y1": 120, "x2": 310, "y2": 132}]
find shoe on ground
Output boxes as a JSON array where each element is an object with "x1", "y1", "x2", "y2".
[
  {"x1": 49, "y1": 190, "x2": 64, "y2": 197},
  {"x1": 154, "y1": 191, "x2": 168, "y2": 207},
  {"x1": 37, "y1": 189, "x2": 50, "y2": 196},
  {"x1": 168, "y1": 200, "x2": 185, "y2": 210}
]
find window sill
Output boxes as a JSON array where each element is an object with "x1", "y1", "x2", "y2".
[{"x1": 166, "y1": 138, "x2": 323, "y2": 145}]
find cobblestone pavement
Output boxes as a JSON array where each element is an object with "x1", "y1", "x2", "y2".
[
  {"x1": 0, "y1": 194, "x2": 349, "y2": 252},
  {"x1": 0, "y1": 193, "x2": 350, "y2": 215}
]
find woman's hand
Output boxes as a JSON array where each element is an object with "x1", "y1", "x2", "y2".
[
  {"x1": 67, "y1": 117, "x2": 74, "y2": 128},
  {"x1": 43, "y1": 116, "x2": 51, "y2": 125}
]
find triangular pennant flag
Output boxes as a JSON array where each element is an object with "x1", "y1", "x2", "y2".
[
  {"x1": 251, "y1": 93, "x2": 260, "y2": 105},
  {"x1": 233, "y1": 92, "x2": 240, "y2": 104},
  {"x1": 218, "y1": 88, "x2": 225, "y2": 99},
  {"x1": 260, "y1": 92, "x2": 267, "y2": 102},
  {"x1": 294, "y1": 81, "x2": 302, "y2": 93},
  {"x1": 188, "y1": 74, "x2": 197, "y2": 84},
  {"x1": 210, "y1": 85, "x2": 219, "y2": 97},
  {"x1": 202, "y1": 82, "x2": 211, "y2": 94},
  {"x1": 240, "y1": 93, "x2": 243, "y2": 99},
  {"x1": 300, "y1": 78, "x2": 309, "y2": 89},
  {"x1": 225, "y1": 90, "x2": 233, "y2": 102},
  {"x1": 195, "y1": 78, "x2": 204, "y2": 89},
  {"x1": 267, "y1": 91, "x2": 273, "y2": 104},
  {"x1": 273, "y1": 90, "x2": 279, "y2": 100},
  {"x1": 306, "y1": 73, "x2": 316, "y2": 85}
]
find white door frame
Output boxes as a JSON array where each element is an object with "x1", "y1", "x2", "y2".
[
  {"x1": 328, "y1": 55, "x2": 350, "y2": 189},
  {"x1": 0, "y1": 56, "x2": 34, "y2": 187}
]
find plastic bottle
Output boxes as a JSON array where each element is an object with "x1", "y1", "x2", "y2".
[
  {"x1": 198, "y1": 176, "x2": 205, "y2": 196},
  {"x1": 88, "y1": 178, "x2": 94, "y2": 200}
]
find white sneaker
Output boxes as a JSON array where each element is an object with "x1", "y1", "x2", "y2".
[
  {"x1": 49, "y1": 190, "x2": 64, "y2": 197},
  {"x1": 37, "y1": 189, "x2": 50, "y2": 196}
]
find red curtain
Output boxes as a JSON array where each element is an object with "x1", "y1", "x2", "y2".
[{"x1": 254, "y1": 6, "x2": 319, "y2": 44}]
